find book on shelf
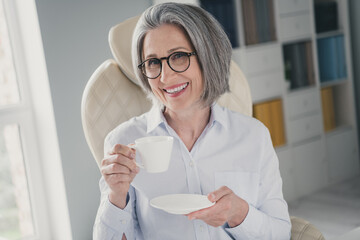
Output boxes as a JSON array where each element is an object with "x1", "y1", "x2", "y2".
[
  {"x1": 306, "y1": 42, "x2": 316, "y2": 86},
  {"x1": 241, "y1": 0, "x2": 276, "y2": 45},
  {"x1": 200, "y1": 0, "x2": 239, "y2": 47},
  {"x1": 269, "y1": 99, "x2": 286, "y2": 147},
  {"x1": 283, "y1": 41, "x2": 314, "y2": 90},
  {"x1": 317, "y1": 36, "x2": 338, "y2": 81},
  {"x1": 317, "y1": 35, "x2": 347, "y2": 82},
  {"x1": 315, "y1": 1, "x2": 338, "y2": 33},
  {"x1": 321, "y1": 87, "x2": 336, "y2": 132},
  {"x1": 268, "y1": 0, "x2": 276, "y2": 41},
  {"x1": 242, "y1": 0, "x2": 258, "y2": 45},
  {"x1": 253, "y1": 101, "x2": 272, "y2": 132},
  {"x1": 253, "y1": 99, "x2": 286, "y2": 147},
  {"x1": 336, "y1": 35, "x2": 347, "y2": 79}
]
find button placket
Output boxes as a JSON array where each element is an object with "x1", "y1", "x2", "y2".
[
  {"x1": 189, "y1": 160, "x2": 194, "y2": 168},
  {"x1": 186, "y1": 154, "x2": 202, "y2": 195},
  {"x1": 193, "y1": 220, "x2": 210, "y2": 239}
]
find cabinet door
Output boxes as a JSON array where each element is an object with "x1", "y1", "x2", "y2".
[
  {"x1": 287, "y1": 113, "x2": 322, "y2": 144},
  {"x1": 242, "y1": 44, "x2": 282, "y2": 76},
  {"x1": 292, "y1": 138, "x2": 328, "y2": 197},
  {"x1": 276, "y1": 0, "x2": 310, "y2": 15},
  {"x1": 248, "y1": 71, "x2": 284, "y2": 103},
  {"x1": 277, "y1": 148, "x2": 298, "y2": 202},
  {"x1": 286, "y1": 89, "x2": 321, "y2": 119},
  {"x1": 326, "y1": 128, "x2": 360, "y2": 183},
  {"x1": 279, "y1": 13, "x2": 312, "y2": 40}
]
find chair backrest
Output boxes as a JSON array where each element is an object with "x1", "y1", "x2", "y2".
[{"x1": 81, "y1": 16, "x2": 252, "y2": 167}]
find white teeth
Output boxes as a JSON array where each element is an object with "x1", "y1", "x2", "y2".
[{"x1": 165, "y1": 83, "x2": 188, "y2": 94}]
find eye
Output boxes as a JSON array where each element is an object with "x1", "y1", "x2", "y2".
[
  {"x1": 146, "y1": 58, "x2": 161, "y2": 68},
  {"x1": 171, "y1": 52, "x2": 187, "y2": 61}
]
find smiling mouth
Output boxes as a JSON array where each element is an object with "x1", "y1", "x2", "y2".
[{"x1": 163, "y1": 83, "x2": 189, "y2": 94}]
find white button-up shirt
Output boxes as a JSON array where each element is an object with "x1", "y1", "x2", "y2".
[{"x1": 93, "y1": 104, "x2": 291, "y2": 239}]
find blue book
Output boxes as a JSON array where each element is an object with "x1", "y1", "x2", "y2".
[
  {"x1": 317, "y1": 37, "x2": 338, "y2": 82},
  {"x1": 336, "y1": 35, "x2": 347, "y2": 79}
]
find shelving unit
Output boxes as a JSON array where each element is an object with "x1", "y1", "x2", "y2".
[{"x1": 153, "y1": 0, "x2": 360, "y2": 201}]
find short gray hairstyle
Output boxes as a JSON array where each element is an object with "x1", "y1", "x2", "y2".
[{"x1": 132, "y1": 2, "x2": 232, "y2": 107}]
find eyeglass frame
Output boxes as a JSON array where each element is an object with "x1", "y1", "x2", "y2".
[{"x1": 137, "y1": 51, "x2": 197, "y2": 79}]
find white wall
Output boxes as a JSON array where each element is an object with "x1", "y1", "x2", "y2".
[
  {"x1": 350, "y1": 0, "x2": 360, "y2": 153},
  {"x1": 34, "y1": 1, "x2": 150, "y2": 239}
]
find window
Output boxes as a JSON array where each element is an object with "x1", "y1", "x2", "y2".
[{"x1": 0, "y1": 1, "x2": 50, "y2": 239}]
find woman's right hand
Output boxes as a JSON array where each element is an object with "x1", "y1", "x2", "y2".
[{"x1": 101, "y1": 144, "x2": 139, "y2": 209}]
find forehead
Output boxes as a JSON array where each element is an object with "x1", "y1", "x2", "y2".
[{"x1": 142, "y1": 24, "x2": 193, "y2": 57}]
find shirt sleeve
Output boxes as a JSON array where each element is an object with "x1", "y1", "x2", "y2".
[
  {"x1": 224, "y1": 126, "x2": 291, "y2": 239},
  {"x1": 93, "y1": 177, "x2": 139, "y2": 240}
]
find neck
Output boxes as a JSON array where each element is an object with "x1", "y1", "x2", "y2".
[{"x1": 164, "y1": 104, "x2": 211, "y2": 151}]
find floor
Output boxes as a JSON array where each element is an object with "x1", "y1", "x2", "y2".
[{"x1": 288, "y1": 175, "x2": 360, "y2": 239}]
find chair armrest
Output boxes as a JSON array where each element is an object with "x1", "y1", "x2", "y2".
[{"x1": 291, "y1": 216, "x2": 325, "y2": 240}]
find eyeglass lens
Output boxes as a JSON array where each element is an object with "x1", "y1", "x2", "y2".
[{"x1": 142, "y1": 52, "x2": 192, "y2": 79}]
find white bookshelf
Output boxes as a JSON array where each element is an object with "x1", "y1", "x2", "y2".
[{"x1": 153, "y1": 0, "x2": 360, "y2": 201}]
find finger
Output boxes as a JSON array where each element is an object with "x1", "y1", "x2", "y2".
[
  {"x1": 187, "y1": 204, "x2": 215, "y2": 220},
  {"x1": 101, "y1": 163, "x2": 131, "y2": 175},
  {"x1": 208, "y1": 186, "x2": 233, "y2": 202},
  {"x1": 187, "y1": 203, "x2": 229, "y2": 227},
  {"x1": 108, "y1": 144, "x2": 135, "y2": 159},
  {"x1": 102, "y1": 154, "x2": 138, "y2": 172}
]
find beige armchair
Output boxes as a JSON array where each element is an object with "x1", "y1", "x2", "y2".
[{"x1": 81, "y1": 16, "x2": 325, "y2": 240}]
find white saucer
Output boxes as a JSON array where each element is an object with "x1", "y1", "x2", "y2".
[{"x1": 150, "y1": 194, "x2": 215, "y2": 215}]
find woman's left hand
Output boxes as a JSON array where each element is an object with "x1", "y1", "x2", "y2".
[{"x1": 186, "y1": 186, "x2": 249, "y2": 228}]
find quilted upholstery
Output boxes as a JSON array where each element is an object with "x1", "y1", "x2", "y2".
[
  {"x1": 81, "y1": 59, "x2": 151, "y2": 164},
  {"x1": 109, "y1": 15, "x2": 139, "y2": 85}
]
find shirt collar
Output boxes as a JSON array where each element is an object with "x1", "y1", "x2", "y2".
[
  {"x1": 146, "y1": 105, "x2": 166, "y2": 134},
  {"x1": 210, "y1": 103, "x2": 228, "y2": 130},
  {"x1": 146, "y1": 103, "x2": 228, "y2": 134}
]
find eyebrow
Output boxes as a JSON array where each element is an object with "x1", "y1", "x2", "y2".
[{"x1": 144, "y1": 46, "x2": 190, "y2": 59}]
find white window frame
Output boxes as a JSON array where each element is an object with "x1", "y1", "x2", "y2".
[{"x1": 1, "y1": 0, "x2": 72, "y2": 239}]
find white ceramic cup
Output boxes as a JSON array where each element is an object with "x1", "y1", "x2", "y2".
[{"x1": 130, "y1": 136, "x2": 174, "y2": 173}]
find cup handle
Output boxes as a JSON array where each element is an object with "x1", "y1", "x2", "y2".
[{"x1": 129, "y1": 143, "x2": 144, "y2": 169}]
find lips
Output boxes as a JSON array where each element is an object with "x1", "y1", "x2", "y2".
[{"x1": 163, "y1": 83, "x2": 189, "y2": 94}]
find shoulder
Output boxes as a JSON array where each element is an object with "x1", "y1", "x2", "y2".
[{"x1": 219, "y1": 105, "x2": 269, "y2": 135}]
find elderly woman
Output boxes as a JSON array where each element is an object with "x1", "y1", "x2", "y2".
[{"x1": 94, "y1": 2, "x2": 291, "y2": 240}]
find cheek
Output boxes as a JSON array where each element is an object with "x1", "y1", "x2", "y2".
[
  {"x1": 148, "y1": 81, "x2": 163, "y2": 97},
  {"x1": 148, "y1": 80, "x2": 157, "y2": 91},
  {"x1": 194, "y1": 74, "x2": 204, "y2": 92}
]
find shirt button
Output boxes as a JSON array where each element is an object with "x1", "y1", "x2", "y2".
[
  {"x1": 121, "y1": 220, "x2": 127, "y2": 225},
  {"x1": 189, "y1": 161, "x2": 194, "y2": 167},
  {"x1": 199, "y1": 225, "x2": 204, "y2": 232}
]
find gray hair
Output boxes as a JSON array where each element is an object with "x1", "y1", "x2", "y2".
[{"x1": 132, "y1": 2, "x2": 232, "y2": 107}]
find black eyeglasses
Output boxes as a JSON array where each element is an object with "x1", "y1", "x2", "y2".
[{"x1": 138, "y1": 51, "x2": 197, "y2": 79}]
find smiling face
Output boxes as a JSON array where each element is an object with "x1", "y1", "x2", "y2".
[{"x1": 142, "y1": 24, "x2": 204, "y2": 113}]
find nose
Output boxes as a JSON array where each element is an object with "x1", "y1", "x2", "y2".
[{"x1": 159, "y1": 60, "x2": 175, "y2": 83}]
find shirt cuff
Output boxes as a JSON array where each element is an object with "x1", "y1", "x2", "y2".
[
  {"x1": 224, "y1": 205, "x2": 265, "y2": 239},
  {"x1": 100, "y1": 196, "x2": 133, "y2": 234}
]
